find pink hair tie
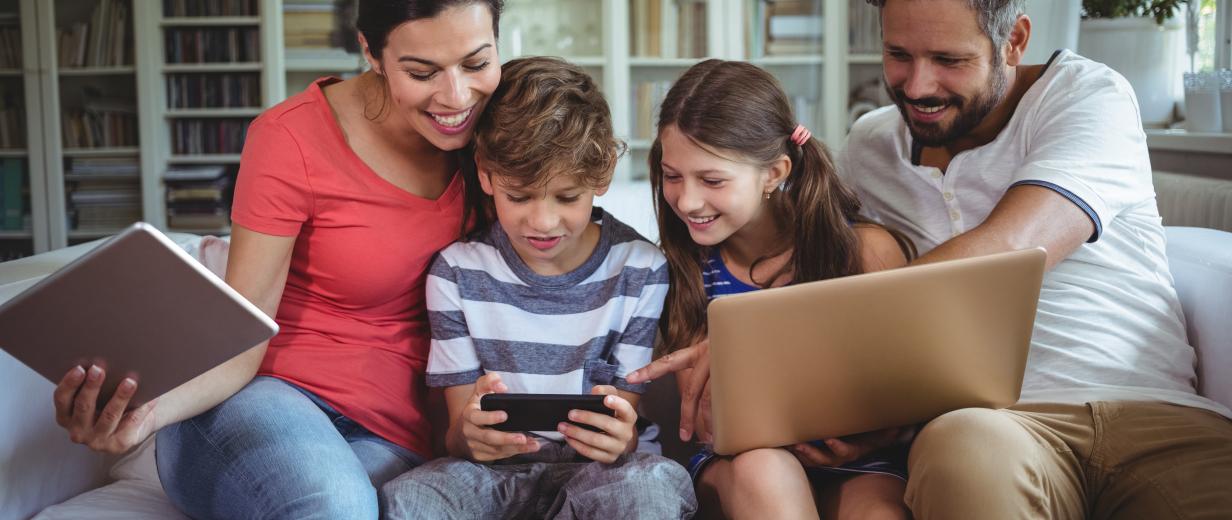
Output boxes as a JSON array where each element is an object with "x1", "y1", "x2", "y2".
[{"x1": 790, "y1": 124, "x2": 812, "y2": 146}]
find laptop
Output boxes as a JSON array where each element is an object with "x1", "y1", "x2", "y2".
[
  {"x1": 707, "y1": 248, "x2": 1045, "y2": 455},
  {"x1": 0, "y1": 222, "x2": 278, "y2": 408}
]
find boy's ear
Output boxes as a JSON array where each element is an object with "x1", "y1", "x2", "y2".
[
  {"x1": 594, "y1": 180, "x2": 611, "y2": 198},
  {"x1": 476, "y1": 166, "x2": 496, "y2": 196}
]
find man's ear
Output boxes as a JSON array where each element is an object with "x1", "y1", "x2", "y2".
[
  {"x1": 1004, "y1": 14, "x2": 1031, "y2": 67},
  {"x1": 359, "y1": 33, "x2": 382, "y2": 74}
]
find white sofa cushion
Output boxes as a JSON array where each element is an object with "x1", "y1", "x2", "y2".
[{"x1": 1166, "y1": 227, "x2": 1232, "y2": 409}]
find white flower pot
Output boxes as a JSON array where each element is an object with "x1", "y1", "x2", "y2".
[{"x1": 1078, "y1": 17, "x2": 1185, "y2": 127}]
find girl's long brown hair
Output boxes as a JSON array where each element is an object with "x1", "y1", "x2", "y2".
[{"x1": 650, "y1": 59, "x2": 915, "y2": 355}]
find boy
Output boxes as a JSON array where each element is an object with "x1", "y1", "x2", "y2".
[{"x1": 380, "y1": 57, "x2": 696, "y2": 519}]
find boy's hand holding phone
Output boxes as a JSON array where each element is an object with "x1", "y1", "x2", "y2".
[
  {"x1": 557, "y1": 385, "x2": 637, "y2": 464},
  {"x1": 457, "y1": 373, "x2": 540, "y2": 462}
]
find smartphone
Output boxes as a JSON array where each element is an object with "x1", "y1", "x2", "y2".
[{"x1": 480, "y1": 393, "x2": 614, "y2": 432}]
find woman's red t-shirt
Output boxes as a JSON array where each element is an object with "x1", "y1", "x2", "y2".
[{"x1": 231, "y1": 77, "x2": 465, "y2": 457}]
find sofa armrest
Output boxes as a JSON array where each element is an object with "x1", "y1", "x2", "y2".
[
  {"x1": 0, "y1": 231, "x2": 209, "y2": 520},
  {"x1": 1165, "y1": 226, "x2": 1232, "y2": 410}
]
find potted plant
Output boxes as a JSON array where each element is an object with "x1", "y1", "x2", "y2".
[{"x1": 1078, "y1": 0, "x2": 1191, "y2": 127}]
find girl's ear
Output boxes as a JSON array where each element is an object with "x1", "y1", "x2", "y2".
[{"x1": 763, "y1": 154, "x2": 792, "y2": 194}]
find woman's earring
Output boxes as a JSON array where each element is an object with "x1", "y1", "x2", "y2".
[{"x1": 764, "y1": 191, "x2": 772, "y2": 200}]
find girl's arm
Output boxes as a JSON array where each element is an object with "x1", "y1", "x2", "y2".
[
  {"x1": 53, "y1": 224, "x2": 294, "y2": 454},
  {"x1": 855, "y1": 225, "x2": 909, "y2": 272}
]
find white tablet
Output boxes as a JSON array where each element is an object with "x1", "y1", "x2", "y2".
[{"x1": 0, "y1": 222, "x2": 278, "y2": 408}]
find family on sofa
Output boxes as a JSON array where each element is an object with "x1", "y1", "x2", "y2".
[{"x1": 48, "y1": 0, "x2": 1232, "y2": 518}]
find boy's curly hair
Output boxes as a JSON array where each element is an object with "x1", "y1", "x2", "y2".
[{"x1": 473, "y1": 57, "x2": 625, "y2": 189}]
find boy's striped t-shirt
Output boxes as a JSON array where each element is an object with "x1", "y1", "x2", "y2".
[{"x1": 424, "y1": 208, "x2": 669, "y2": 403}]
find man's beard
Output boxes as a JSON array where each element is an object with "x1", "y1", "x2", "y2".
[{"x1": 886, "y1": 62, "x2": 1009, "y2": 147}]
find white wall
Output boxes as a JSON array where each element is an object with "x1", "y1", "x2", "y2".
[{"x1": 1022, "y1": 0, "x2": 1081, "y2": 64}]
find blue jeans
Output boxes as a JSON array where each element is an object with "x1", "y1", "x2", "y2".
[
  {"x1": 381, "y1": 440, "x2": 697, "y2": 519},
  {"x1": 156, "y1": 376, "x2": 424, "y2": 519}
]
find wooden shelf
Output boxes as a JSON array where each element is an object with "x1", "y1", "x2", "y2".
[
  {"x1": 0, "y1": 230, "x2": 33, "y2": 239},
  {"x1": 284, "y1": 54, "x2": 365, "y2": 72},
  {"x1": 0, "y1": 149, "x2": 27, "y2": 157},
  {"x1": 68, "y1": 228, "x2": 124, "y2": 240},
  {"x1": 163, "y1": 63, "x2": 262, "y2": 73},
  {"x1": 0, "y1": 68, "x2": 22, "y2": 76},
  {"x1": 168, "y1": 154, "x2": 243, "y2": 164},
  {"x1": 160, "y1": 16, "x2": 260, "y2": 27},
  {"x1": 754, "y1": 55, "x2": 824, "y2": 66},
  {"x1": 63, "y1": 147, "x2": 139, "y2": 157},
  {"x1": 629, "y1": 57, "x2": 704, "y2": 67},
  {"x1": 849, "y1": 53, "x2": 883, "y2": 64},
  {"x1": 165, "y1": 108, "x2": 262, "y2": 118},
  {"x1": 59, "y1": 66, "x2": 136, "y2": 76}
]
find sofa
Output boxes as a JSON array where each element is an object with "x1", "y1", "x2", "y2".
[{"x1": 2, "y1": 180, "x2": 1230, "y2": 519}]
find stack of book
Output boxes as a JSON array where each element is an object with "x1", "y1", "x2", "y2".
[
  {"x1": 0, "y1": 12, "x2": 19, "y2": 68},
  {"x1": 632, "y1": 80, "x2": 672, "y2": 140},
  {"x1": 65, "y1": 157, "x2": 140, "y2": 181},
  {"x1": 848, "y1": 0, "x2": 881, "y2": 54},
  {"x1": 66, "y1": 178, "x2": 141, "y2": 231},
  {"x1": 0, "y1": 158, "x2": 26, "y2": 231},
  {"x1": 629, "y1": 0, "x2": 707, "y2": 58},
  {"x1": 56, "y1": 0, "x2": 131, "y2": 68},
  {"x1": 165, "y1": 165, "x2": 232, "y2": 230},
  {"x1": 163, "y1": 0, "x2": 257, "y2": 17},
  {"x1": 164, "y1": 27, "x2": 260, "y2": 64},
  {"x1": 284, "y1": 0, "x2": 336, "y2": 49},
  {"x1": 0, "y1": 82, "x2": 24, "y2": 149},
  {"x1": 166, "y1": 73, "x2": 260, "y2": 109},
  {"x1": 62, "y1": 97, "x2": 138, "y2": 149},
  {"x1": 676, "y1": 0, "x2": 708, "y2": 59},
  {"x1": 763, "y1": 0, "x2": 823, "y2": 56},
  {"x1": 171, "y1": 119, "x2": 250, "y2": 155}
]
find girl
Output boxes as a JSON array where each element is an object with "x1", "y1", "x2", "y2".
[
  {"x1": 50, "y1": 1, "x2": 502, "y2": 517},
  {"x1": 635, "y1": 59, "x2": 916, "y2": 519}
]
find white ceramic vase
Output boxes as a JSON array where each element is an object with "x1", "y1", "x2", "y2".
[{"x1": 1078, "y1": 16, "x2": 1185, "y2": 127}]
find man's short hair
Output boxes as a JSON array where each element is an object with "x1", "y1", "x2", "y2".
[
  {"x1": 866, "y1": 0, "x2": 1026, "y2": 56},
  {"x1": 473, "y1": 56, "x2": 624, "y2": 190}
]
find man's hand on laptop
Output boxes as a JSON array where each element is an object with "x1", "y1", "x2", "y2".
[
  {"x1": 626, "y1": 337, "x2": 713, "y2": 443},
  {"x1": 788, "y1": 427, "x2": 908, "y2": 468},
  {"x1": 53, "y1": 365, "x2": 159, "y2": 454}
]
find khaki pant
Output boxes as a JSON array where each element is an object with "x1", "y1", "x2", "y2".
[{"x1": 905, "y1": 401, "x2": 1232, "y2": 519}]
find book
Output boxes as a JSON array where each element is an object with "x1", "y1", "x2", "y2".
[{"x1": 2, "y1": 158, "x2": 24, "y2": 230}]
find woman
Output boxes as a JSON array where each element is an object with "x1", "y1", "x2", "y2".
[{"x1": 49, "y1": 1, "x2": 502, "y2": 517}]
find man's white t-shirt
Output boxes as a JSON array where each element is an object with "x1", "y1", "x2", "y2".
[{"x1": 839, "y1": 49, "x2": 1231, "y2": 418}]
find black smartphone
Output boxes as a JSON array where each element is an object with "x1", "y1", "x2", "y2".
[{"x1": 480, "y1": 393, "x2": 614, "y2": 432}]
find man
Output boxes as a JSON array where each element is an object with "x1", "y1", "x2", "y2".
[{"x1": 838, "y1": 0, "x2": 1232, "y2": 518}]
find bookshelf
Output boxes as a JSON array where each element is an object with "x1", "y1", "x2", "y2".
[
  {"x1": 0, "y1": 0, "x2": 38, "y2": 259},
  {"x1": 281, "y1": 0, "x2": 365, "y2": 99},
  {"x1": 7, "y1": 0, "x2": 884, "y2": 257},
  {"x1": 149, "y1": 0, "x2": 283, "y2": 236},
  {"x1": 499, "y1": 0, "x2": 882, "y2": 182}
]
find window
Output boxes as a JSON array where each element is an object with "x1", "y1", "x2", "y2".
[{"x1": 1191, "y1": 0, "x2": 1231, "y2": 71}]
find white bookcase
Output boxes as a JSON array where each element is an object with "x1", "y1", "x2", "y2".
[
  {"x1": 9, "y1": 0, "x2": 880, "y2": 255},
  {"x1": 499, "y1": 0, "x2": 882, "y2": 181}
]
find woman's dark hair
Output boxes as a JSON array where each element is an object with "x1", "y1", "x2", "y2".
[
  {"x1": 650, "y1": 59, "x2": 916, "y2": 355},
  {"x1": 356, "y1": 0, "x2": 504, "y2": 62},
  {"x1": 354, "y1": 0, "x2": 505, "y2": 240}
]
